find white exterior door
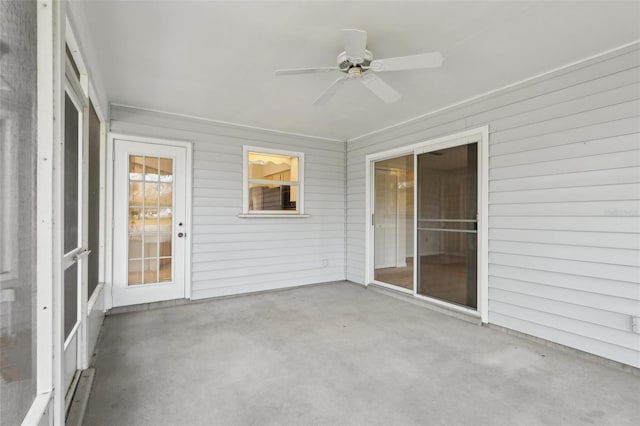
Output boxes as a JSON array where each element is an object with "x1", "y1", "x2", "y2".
[{"x1": 112, "y1": 139, "x2": 187, "y2": 307}]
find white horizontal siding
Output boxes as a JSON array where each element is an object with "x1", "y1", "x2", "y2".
[
  {"x1": 489, "y1": 264, "x2": 639, "y2": 300},
  {"x1": 491, "y1": 133, "x2": 639, "y2": 168},
  {"x1": 110, "y1": 106, "x2": 346, "y2": 299},
  {"x1": 490, "y1": 240, "x2": 639, "y2": 266},
  {"x1": 490, "y1": 278, "x2": 639, "y2": 319},
  {"x1": 490, "y1": 150, "x2": 640, "y2": 179},
  {"x1": 346, "y1": 44, "x2": 640, "y2": 367},
  {"x1": 489, "y1": 167, "x2": 640, "y2": 192},
  {"x1": 489, "y1": 216, "x2": 639, "y2": 233},
  {"x1": 489, "y1": 200, "x2": 640, "y2": 217},
  {"x1": 490, "y1": 183, "x2": 640, "y2": 204},
  {"x1": 488, "y1": 99, "x2": 640, "y2": 145},
  {"x1": 489, "y1": 228, "x2": 640, "y2": 250}
]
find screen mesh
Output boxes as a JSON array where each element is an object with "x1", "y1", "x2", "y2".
[{"x1": 0, "y1": 1, "x2": 38, "y2": 424}]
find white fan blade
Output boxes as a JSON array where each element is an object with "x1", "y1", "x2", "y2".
[
  {"x1": 343, "y1": 29, "x2": 368, "y2": 64},
  {"x1": 275, "y1": 67, "x2": 339, "y2": 76},
  {"x1": 313, "y1": 77, "x2": 347, "y2": 106},
  {"x1": 361, "y1": 73, "x2": 400, "y2": 104},
  {"x1": 369, "y1": 52, "x2": 443, "y2": 72}
]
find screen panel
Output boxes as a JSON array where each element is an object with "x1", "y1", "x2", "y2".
[
  {"x1": 87, "y1": 102, "x2": 101, "y2": 298},
  {"x1": 0, "y1": 1, "x2": 38, "y2": 424}
]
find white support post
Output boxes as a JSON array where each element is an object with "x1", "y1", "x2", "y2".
[
  {"x1": 36, "y1": 0, "x2": 54, "y2": 397},
  {"x1": 52, "y1": 1, "x2": 66, "y2": 424}
]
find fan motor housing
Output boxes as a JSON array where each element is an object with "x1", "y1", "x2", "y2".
[{"x1": 337, "y1": 49, "x2": 373, "y2": 72}]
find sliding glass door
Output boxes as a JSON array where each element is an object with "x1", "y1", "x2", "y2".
[
  {"x1": 416, "y1": 143, "x2": 478, "y2": 309},
  {"x1": 370, "y1": 137, "x2": 481, "y2": 312}
]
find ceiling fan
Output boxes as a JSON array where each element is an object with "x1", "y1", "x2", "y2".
[{"x1": 275, "y1": 29, "x2": 443, "y2": 105}]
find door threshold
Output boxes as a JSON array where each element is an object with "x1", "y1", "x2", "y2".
[
  {"x1": 66, "y1": 368, "x2": 95, "y2": 426},
  {"x1": 367, "y1": 283, "x2": 481, "y2": 325},
  {"x1": 108, "y1": 298, "x2": 190, "y2": 316},
  {"x1": 64, "y1": 370, "x2": 81, "y2": 415},
  {"x1": 371, "y1": 280, "x2": 413, "y2": 295}
]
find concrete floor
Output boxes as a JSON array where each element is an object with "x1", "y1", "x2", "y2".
[{"x1": 84, "y1": 282, "x2": 640, "y2": 426}]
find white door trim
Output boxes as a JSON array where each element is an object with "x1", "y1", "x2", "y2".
[
  {"x1": 106, "y1": 132, "x2": 193, "y2": 309},
  {"x1": 365, "y1": 126, "x2": 489, "y2": 323}
]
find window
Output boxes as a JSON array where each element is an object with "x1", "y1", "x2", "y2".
[{"x1": 243, "y1": 146, "x2": 304, "y2": 215}]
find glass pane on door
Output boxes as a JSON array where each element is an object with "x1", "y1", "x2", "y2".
[
  {"x1": 417, "y1": 143, "x2": 478, "y2": 308},
  {"x1": 128, "y1": 155, "x2": 173, "y2": 285},
  {"x1": 373, "y1": 154, "x2": 414, "y2": 290}
]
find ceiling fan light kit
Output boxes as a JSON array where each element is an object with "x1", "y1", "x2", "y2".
[{"x1": 275, "y1": 29, "x2": 443, "y2": 106}]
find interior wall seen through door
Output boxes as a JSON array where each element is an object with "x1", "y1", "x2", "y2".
[
  {"x1": 417, "y1": 143, "x2": 478, "y2": 309},
  {"x1": 373, "y1": 154, "x2": 414, "y2": 290}
]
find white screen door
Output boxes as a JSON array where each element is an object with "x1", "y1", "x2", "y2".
[
  {"x1": 113, "y1": 140, "x2": 187, "y2": 307},
  {"x1": 62, "y1": 90, "x2": 85, "y2": 395}
]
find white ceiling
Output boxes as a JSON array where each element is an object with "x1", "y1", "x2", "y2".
[{"x1": 76, "y1": 1, "x2": 640, "y2": 141}]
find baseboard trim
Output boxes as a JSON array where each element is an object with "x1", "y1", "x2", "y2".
[{"x1": 107, "y1": 297, "x2": 191, "y2": 315}]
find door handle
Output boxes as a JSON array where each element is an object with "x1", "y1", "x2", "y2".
[
  {"x1": 73, "y1": 249, "x2": 91, "y2": 261},
  {"x1": 177, "y1": 232, "x2": 185, "y2": 238}
]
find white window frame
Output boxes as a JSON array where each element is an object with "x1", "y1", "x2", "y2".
[{"x1": 241, "y1": 145, "x2": 307, "y2": 217}]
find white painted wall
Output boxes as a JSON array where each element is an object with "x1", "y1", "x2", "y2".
[
  {"x1": 347, "y1": 44, "x2": 640, "y2": 368},
  {"x1": 110, "y1": 105, "x2": 346, "y2": 299}
]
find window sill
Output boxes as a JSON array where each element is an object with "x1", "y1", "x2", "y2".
[{"x1": 237, "y1": 214, "x2": 310, "y2": 218}]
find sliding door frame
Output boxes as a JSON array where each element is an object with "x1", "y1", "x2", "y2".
[
  {"x1": 368, "y1": 154, "x2": 415, "y2": 295},
  {"x1": 365, "y1": 126, "x2": 489, "y2": 323}
]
